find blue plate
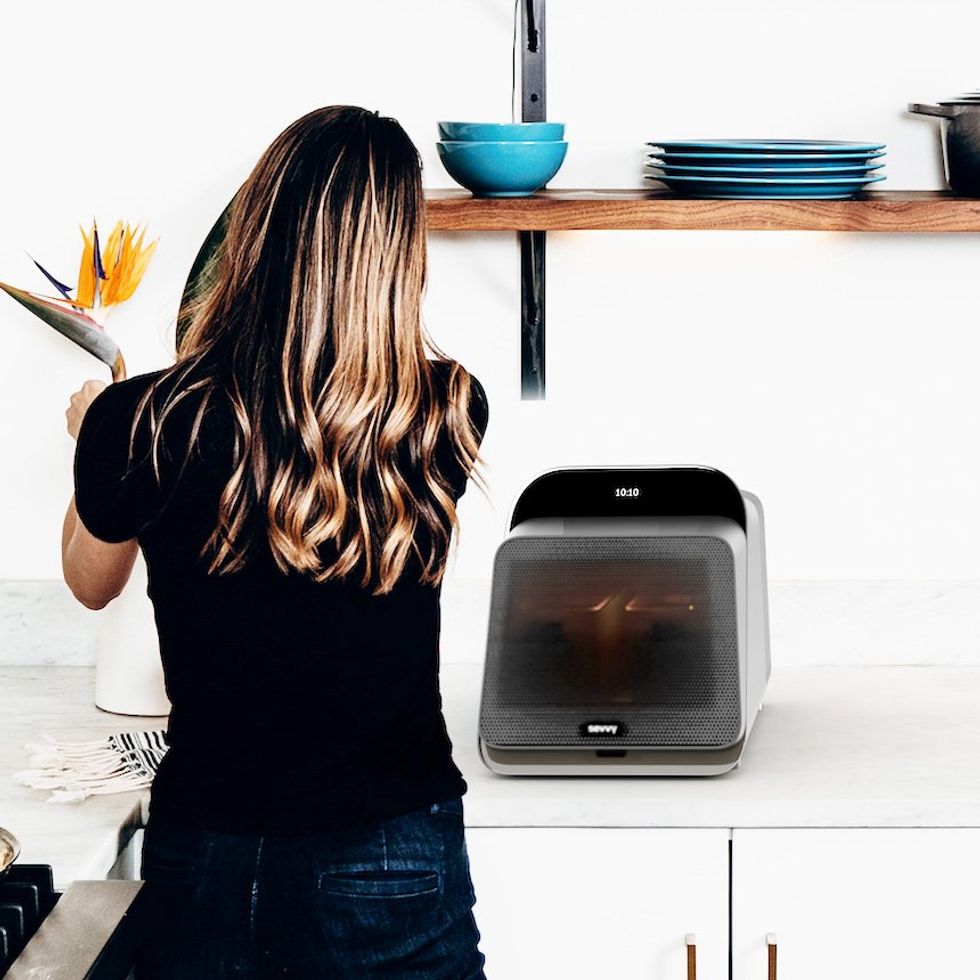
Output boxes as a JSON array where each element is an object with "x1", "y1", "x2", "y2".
[
  {"x1": 650, "y1": 150, "x2": 886, "y2": 164},
  {"x1": 649, "y1": 140, "x2": 885, "y2": 153},
  {"x1": 646, "y1": 161, "x2": 885, "y2": 176},
  {"x1": 645, "y1": 173, "x2": 886, "y2": 198}
]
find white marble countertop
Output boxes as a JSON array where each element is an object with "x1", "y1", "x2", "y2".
[
  {"x1": 5, "y1": 664, "x2": 980, "y2": 888},
  {"x1": 448, "y1": 663, "x2": 980, "y2": 829},
  {"x1": 0, "y1": 668, "x2": 166, "y2": 888}
]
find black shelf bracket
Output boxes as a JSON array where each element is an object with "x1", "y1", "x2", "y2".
[{"x1": 520, "y1": 0, "x2": 546, "y2": 399}]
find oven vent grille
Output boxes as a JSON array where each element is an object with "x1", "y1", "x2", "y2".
[{"x1": 480, "y1": 536, "x2": 741, "y2": 748}]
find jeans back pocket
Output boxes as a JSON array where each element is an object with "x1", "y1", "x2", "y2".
[{"x1": 319, "y1": 869, "x2": 440, "y2": 899}]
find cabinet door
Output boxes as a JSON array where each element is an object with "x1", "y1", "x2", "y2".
[
  {"x1": 108, "y1": 828, "x2": 144, "y2": 880},
  {"x1": 466, "y1": 828, "x2": 728, "y2": 980},
  {"x1": 733, "y1": 828, "x2": 980, "y2": 980}
]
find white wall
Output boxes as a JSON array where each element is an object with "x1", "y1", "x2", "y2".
[{"x1": 1, "y1": 0, "x2": 978, "y2": 590}]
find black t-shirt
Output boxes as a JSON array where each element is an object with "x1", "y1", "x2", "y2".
[{"x1": 74, "y1": 366, "x2": 488, "y2": 834}]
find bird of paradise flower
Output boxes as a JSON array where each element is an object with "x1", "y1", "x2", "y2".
[{"x1": 0, "y1": 221, "x2": 157, "y2": 382}]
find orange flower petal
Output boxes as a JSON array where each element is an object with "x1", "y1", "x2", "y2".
[
  {"x1": 90, "y1": 220, "x2": 156, "y2": 309},
  {"x1": 76, "y1": 225, "x2": 97, "y2": 309},
  {"x1": 116, "y1": 239, "x2": 157, "y2": 302},
  {"x1": 101, "y1": 220, "x2": 124, "y2": 278}
]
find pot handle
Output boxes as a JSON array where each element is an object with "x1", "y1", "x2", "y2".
[{"x1": 908, "y1": 103, "x2": 956, "y2": 118}]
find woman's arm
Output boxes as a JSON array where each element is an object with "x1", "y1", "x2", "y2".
[
  {"x1": 62, "y1": 497, "x2": 138, "y2": 609},
  {"x1": 62, "y1": 380, "x2": 139, "y2": 610}
]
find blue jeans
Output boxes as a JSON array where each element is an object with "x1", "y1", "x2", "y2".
[{"x1": 135, "y1": 797, "x2": 486, "y2": 979}]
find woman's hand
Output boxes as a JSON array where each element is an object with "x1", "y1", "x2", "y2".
[{"x1": 66, "y1": 380, "x2": 107, "y2": 441}]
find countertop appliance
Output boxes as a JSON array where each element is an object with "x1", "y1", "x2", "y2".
[{"x1": 478, "y1": 467, "x2": 770, "y2": 775}]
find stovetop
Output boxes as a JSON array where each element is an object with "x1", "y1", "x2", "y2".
[
  {"x1": 4, "y1": 876, "x2": 143, "y2": 979},
  {"x1": 0, "y1": 864, "x2": 58, "y2": 972}
]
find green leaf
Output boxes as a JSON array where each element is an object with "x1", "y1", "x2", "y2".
[
  {"x1": 0, "y1": 282, "x2": 126, "y2": 381},
  {"x1": 177, "y1": 192, "x2": 239, "y2": 347}
]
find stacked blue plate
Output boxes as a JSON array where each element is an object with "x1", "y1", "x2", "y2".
[{"x1": 645, "y1": 140, "x2": 887, "y2": 199}]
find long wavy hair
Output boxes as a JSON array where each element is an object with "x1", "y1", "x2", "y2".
[{"x1": 136, "y1": 105, "x2": 483, "y2": 593}]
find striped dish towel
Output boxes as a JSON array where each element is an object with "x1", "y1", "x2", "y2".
[{"x1": 15, "y1": 730, "x2": 169, "y2": 803}]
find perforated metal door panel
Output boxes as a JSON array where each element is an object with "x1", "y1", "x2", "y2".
[{"x1": 480, "y1": 535, "x2": 742, "y2": 749}]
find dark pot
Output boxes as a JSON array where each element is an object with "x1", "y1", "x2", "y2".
[{"x1": 909, "y1": 102, "x2": 980, "y2": 196}]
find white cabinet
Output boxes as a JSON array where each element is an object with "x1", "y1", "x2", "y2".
[
  {"x1": 107, "y1": 828, "x2": 143, "y2": 881},
  {"x1": 732, "y1": 828, "x2": 980, "y2": 980},
  {"x1": 467, "y1": 828, "x2": 729, "y2": 980}
]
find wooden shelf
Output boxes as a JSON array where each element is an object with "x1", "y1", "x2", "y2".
[{"x1": 425, "y1": 189, "x2": 980, "y2": 233}]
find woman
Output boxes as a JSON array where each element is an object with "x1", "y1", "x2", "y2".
[{"x1": 62, "y1": 105, "x2": 489, "y2": 979}]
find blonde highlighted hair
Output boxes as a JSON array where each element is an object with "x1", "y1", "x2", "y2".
[{"x1": 137, "y1": 106, "x2": 483, "y2": 593}]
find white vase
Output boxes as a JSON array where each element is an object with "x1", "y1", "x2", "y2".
[{"x1": 94, "y1": 551, "x2": 172, "y2": 716}]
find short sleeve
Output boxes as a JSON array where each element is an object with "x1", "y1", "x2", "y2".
[{"x1": 73, "y1": 375, "x2": 162, "y2": 543}]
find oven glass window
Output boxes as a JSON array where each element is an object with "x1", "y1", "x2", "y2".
[{"x1": 482, "y1": 535, "x2": 741, "y2": 747}]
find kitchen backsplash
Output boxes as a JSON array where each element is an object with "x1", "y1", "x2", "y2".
[
  {"x1": 3, "y1": 578, "x2": 980, "y2": 668},
  {"x1": 0, "y1": 580, "x2": 98, "y2": 665}
]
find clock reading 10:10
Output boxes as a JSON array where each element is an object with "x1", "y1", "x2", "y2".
[{"x1": 614, "y1": 487, "x2": 641, "y2": 498}]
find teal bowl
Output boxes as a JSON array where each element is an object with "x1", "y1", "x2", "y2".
[
  {"x1": 436, "y1": 140, "x2": 568, "y2": 197},
  {"x1": 438, "y1": 121, "x2": 565, "y2": 142}
]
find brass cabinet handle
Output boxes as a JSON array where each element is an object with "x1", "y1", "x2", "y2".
[
  {"x1": 685, "y1": 934, "x2": 696, "y2": 980},
  {"x1": 766, "y1": 933, "x2": 777, "y2": 980}
]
